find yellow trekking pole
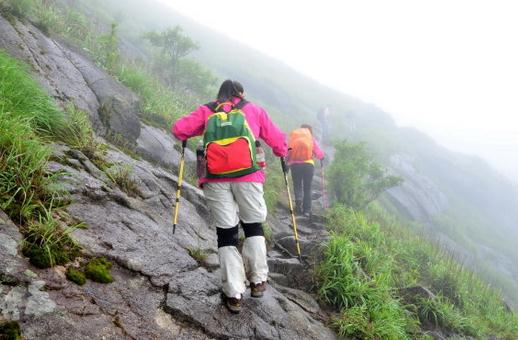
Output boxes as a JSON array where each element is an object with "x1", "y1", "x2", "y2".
[
  {"x1": 281, "y1": 157, "x2": 302, "y2": 262},
  {"x1": 173, "y1": 140, "x2": 187, "y2": 234}
]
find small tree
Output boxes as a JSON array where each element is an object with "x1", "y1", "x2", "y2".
[
  {"x1": 328, "y1": 140, "x2": 402, "y2": 210},
  {"x1": 97, "y1": 22, "x2": 120, "y2": 73},
  {"x1": 143, "y1": 26, "x2": 199, "y2": 88}
]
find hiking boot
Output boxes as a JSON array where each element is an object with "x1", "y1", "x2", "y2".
[
  {"x1": 222, "y1": 294, "x2": 242, "y2": 314},
  {"x1": 303, "y1": 211, "x2": 312, "y2": 221},
  {"x1": 250, "y1": 281, "x2": 267, "y2": 298}
]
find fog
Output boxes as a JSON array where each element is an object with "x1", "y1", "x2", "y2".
[{"x1": 160, "y1": 0, "x2": 518, "y2": 182}]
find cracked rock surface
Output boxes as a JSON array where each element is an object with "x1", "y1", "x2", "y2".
[{"x1": 1, "y1": 142, "x2": 335, "y2": 339}]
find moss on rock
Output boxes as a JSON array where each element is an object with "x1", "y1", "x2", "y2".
[
  {"x1": 0, "y1": 321, "x2": 23, "y2": 340},
  {"x1": 66, "y1": 267, "x2": 86, "y2": 285},
  {"x1": 84, "y1": 257, "x2": 113, "y2": 283}
]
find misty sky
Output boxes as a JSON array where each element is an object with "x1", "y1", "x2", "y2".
[{"x1": 160, "y1": 0, "x2": 518, "y2": 182}]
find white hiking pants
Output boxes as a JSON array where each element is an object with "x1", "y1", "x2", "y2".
[{"x1": 203, "y1": 182, "x2": 268, "y2": 299}]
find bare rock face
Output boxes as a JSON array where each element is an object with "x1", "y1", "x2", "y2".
[
  {"x1": 136, "y1": 124, "x2": 196, "y2": 171},
  {"x1": 1, "y1": 144, "x2": 335, "y2": 339},
  {"x1": 0, "y1": 15, "x2": 140, "y2": 143},
  {"x1": 386, "y1": 153, "x2": 449, "y2": 222},
  {"x1": 0, "y1": 212, "x2": 58, "y2": 325}
]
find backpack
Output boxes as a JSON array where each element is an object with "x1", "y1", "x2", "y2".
[
  {"x1": 288, "y1": 128, "x2": 313, "y2": 162},
  {"x1": 203, "y1": 100, "x2": 260, "y2": 178}
]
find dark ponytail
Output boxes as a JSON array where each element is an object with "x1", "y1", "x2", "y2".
[{"x1": 217, "y1": 79, "x2": 244, "y2": 103}]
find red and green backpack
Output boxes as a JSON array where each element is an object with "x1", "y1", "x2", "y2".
[{"x1": 203, "y1": 100, "x2": 260, "y2": 178}]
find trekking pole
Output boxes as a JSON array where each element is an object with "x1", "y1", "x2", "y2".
[
  {"x1": 173, "y1": 140, "x2": 187, "y2": 234},
  {"x1": 321, "y1": 159, "x2": 328, "y2": 209},
  {"x1": 281, "y1": 157, "x2": 302, "y2": 262}
]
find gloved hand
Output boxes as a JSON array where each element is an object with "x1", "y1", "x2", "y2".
[{"x1": 281, "y1": 157, "x2": 290, "y2": 174}]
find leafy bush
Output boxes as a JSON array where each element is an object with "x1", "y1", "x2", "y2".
[{"x1": 328, "y1": 140, "x2": 402, "y2": 210}]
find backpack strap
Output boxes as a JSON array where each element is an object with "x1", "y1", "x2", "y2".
[
  {"x1": 205, "y1": 101, "x2": 219, "y2": 113},
  {"x1": 205, "y1": 99, "x2": 248, "y2": 113}
]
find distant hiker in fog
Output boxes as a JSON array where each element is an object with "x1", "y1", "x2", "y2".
[
  {"x1": 317, "y1": 105, "x2": 330, "y2": 144},
  {"x1": 172, "y1": 80, "x2": 287, "y2": 314},
  {"x1": 287, "y1": 124, "x2": 325, "y2": 219}
]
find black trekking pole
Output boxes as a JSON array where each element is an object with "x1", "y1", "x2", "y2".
[
  {"x1": 173, "y1": 140, "x2": 187, "y2": 234},
  {"x1": 281, "y1": 157, "x2": 302, "y2": 262}
]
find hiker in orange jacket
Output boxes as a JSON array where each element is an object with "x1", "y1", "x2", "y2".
[
  {"x1": 287, "y1": 124, "x2": 325, "y2": 218},
  {"x1": 172, "y1": 80, "x2": 287, "y2": 313}
]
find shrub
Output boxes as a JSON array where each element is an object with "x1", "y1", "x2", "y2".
[
  {"x1": 85, "y1": 257, "x2": 113, "y2": 283},
  {"x1": 328, "y1": 140, "x2": 402, "y2": 210}
]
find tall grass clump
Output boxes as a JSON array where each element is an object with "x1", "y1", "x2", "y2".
[
  {"x1": 0, "y1": 52, "x2": 82, "y2": 267},
  {"x1": 0, "y1": 52, "x2": 64, "y2": 136},
  {"x1": 60, "y1": 104, "x2": 108, "y2": 166},
  {"x1": 0, "y1": 52, "x2": 64, "y2": 221},
  {"x1": 318, "y1": 208, "x2": 415, "y2": 339},
  {"x1": 318, "y1": 204, "x2": 518, "y2": 338}
]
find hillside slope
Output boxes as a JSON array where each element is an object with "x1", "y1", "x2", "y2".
[
  {"x1": 0, "y1": 13, "x2": 335, "y2": 339},
  {"x1": 82, "y1": 0, "x2": 518, "y2": 306},
  {"x1": 1, "y1": 2, "x2": 518, "y2": 339}
]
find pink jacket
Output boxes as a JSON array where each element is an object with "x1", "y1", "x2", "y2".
[
  {"x1": 172, "y1": 97, "x2": 288, "y2": 185},
  {"x1": 287, "y1": 137, "x2": 325, "y2": 166}
]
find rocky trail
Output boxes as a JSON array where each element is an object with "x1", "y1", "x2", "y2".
[
  {"x1": 1, "y1": 142, "x2": 336, "y2": 339},
  {"x1": 0, "y1": 13, "x2": 339, "y2": 339}
]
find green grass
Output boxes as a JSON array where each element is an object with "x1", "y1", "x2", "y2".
[
  {"x1": 263, "y1": 158, "x2": 285, "y2": 214},
  {"x1": 105, "y1": 164, "x2": 140, "y2": 197},
  {"x1": 318, "y1": 204, "x2": 518, "y2": 339},
  {"x1": 60, "y1": 104, "x2": 108, "y2": 163},
  {"x1": 116, "y1": 63, "x2": 195, "y2": 129},
  {"x1": 22, "y1": 204, "x2": 81, "y2": 268},
  {"x1": 0, "y1": 51, "x2": 64, "y2": 221},
  {"x1": 187, "y1": 247, "x2": 208, "y2": 266},
  {"x1": 0, "y1": 51, "x2": 86, "y2": 268}
]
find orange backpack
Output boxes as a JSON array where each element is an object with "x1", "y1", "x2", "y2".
[{"x1": 288, "y1": 128, "x2": 313, "y2": 162}]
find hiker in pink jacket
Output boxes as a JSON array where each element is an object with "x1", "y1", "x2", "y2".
[{"x1": 172, "y1": 80, "x2": 287, "y2": 313}]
